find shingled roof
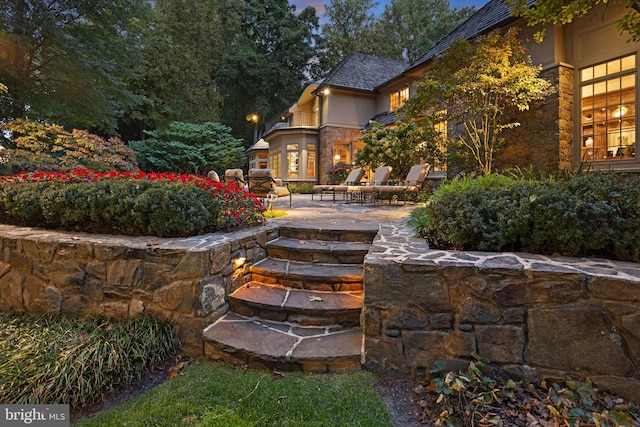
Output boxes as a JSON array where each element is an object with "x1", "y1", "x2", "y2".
[
  {"x1": 318, "y1": 52, "x2": 408, "y2": 93},
  {"x1": 408, "y1": 0, "x2": 529, "y2": 71}
]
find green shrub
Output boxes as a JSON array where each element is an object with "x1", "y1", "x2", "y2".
[
  {"x1": 288, "y1": 183, "x2": 316, "y2": 194},
  {"x1": 0, "y1": 119, "x2": 138, "y2": 174},
  {"x1": 410, "y1": 172, "x2": 640, "y2": 262},
  {"x1": 0, "y1": 313, "x2": 178, "y2": 410},
  {"x1": 0, "y1": 170, "x2": 265, "y2": 237}
]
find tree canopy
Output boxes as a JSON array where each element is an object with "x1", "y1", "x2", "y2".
[
  {"x1": 134, "y1": 0, "x2": 236, "y2": 130},
  {"x1": 320, "y1": 0, "x2": 475, "y2": 67},
  {"x1": 216, "y1": 0, "x2": 321, "y2": 143},
  {"x1": 320, "y1": 0, "x2": 380, "y2": 68},
  {"x1": 375, "y1": 0, "x2": 475, "y2": 62},
  {"x1": 506, "y1": 0, "x2": 640, "y2": 41},
  {"x1": 0, "y1": 0, "x2": 151, "y2": 134}
]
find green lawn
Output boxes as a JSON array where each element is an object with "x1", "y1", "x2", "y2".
[{"x1": 74, "y1": 359, "x2": 392, "y2": 427}]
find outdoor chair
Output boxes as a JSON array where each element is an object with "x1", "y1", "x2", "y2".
[
  {"x1": 224, "y1": 168, "x2": 246, "y2": 188},
  {"x1": 312, "y1": 167, "x2": 365, "y2": 202},
  {"x1": 206, "y1": 170, "x2": 220, "y2": 182},
  {"x1": 349, "y1": 165, "x2": 393, "y2": 204},
  {"x1": 365, "y1": 163, "x2": 431, "y2": 205},
  {"x1": 248, "y1": 168, "x2": 291, "y2": 208}
]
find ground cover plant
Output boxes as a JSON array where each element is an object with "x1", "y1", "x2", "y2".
[
  {"x1": 416, "y1": 356, "x2": 640, "y2": 426},
  {"x1": 410, "y1": 172, "x2": 640, "y2": 262},
  {"x1": 0, "y1": 169, "x2": 265, "y2": 237},
  {"x1": 74, "y1": 359, "x2": 392, "y2": 426},
  {"x1": 0, "y1": 313, "x2": 178, "y2": 411}
]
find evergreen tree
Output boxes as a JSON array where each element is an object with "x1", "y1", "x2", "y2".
[{"x1": 130, "y1": 122, "x2": 245, "y2": 174}]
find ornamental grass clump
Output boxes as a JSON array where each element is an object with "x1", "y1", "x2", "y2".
[
  {"x1": 410, "y1": 172, "x2": 640, "y2": 262},
  {"x1": 0, "y1": 170, "x2": 265, "y2": 237},
  {"x1": 0, "y1": 313, "x2": 178, "y2": 410}
]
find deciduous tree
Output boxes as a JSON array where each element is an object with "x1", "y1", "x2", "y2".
[
  {"x1": 506, "y1": 0, "x2": 640, "y2": 41},
  {"x1": 375, "y1": 0, "x2": 475, "y2": 62},
  {"x1": 402, "y1": 29, "x2": 554, "y2": 175},
  {"x1": 216, "y1": 0, "x2": 321, "y2": 144},
  {"x1": 320, "y1": 0, "x2": 379, "y2": 68},
  {"x1": 0, "y1": 0, "x2": 150, "y2": 134},
  {"x1": 356, "y1": 121, "x2": 445, "y2": 181},
  {"x1": 133, "y1": 0, "x2": 238, "y2": 131}
]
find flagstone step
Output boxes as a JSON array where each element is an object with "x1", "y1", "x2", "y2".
[
  {"x1": 229, "y1": 281, "x2": 362, "y2": 326},
  {"x1": 267, "y1": 237, "x2": 371, "y2": 264},
  {"x1": 278, "y1": 223, "x2": 378, "y2": 243},
  {"x1": 250, "y1": 258, "x2": 364, "y2": 291},
  {"x1": 203, "y1": 313, "x2": 362, "y2": 372}
]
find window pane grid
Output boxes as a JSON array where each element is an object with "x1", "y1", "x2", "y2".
[{"x1": 580, "y1": 54, "x2": 636, "y2": 162}]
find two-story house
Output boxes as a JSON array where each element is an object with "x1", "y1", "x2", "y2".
[{"x1": 257, "y1": 0, "x2": 640, "y2": 184}]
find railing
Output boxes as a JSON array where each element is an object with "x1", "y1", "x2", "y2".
[{"x1": 288, "y1": 112, "x2": 318, "y2": 128}]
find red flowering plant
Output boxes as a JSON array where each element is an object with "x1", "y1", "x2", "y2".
[{"x1": 0, "y1": 170, "x2": 265, "y2": 236}]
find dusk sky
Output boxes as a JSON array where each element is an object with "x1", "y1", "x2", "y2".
[{"x1": 293, "y1": 0, "x2": 489, "y2": 20}]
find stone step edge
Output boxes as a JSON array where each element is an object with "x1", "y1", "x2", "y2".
[
  {"x1": 229, "y1": 281, "x2": 363, "y2": 315},
  {"x1": 267, "y1": 237, "x2": 372, "y2": 254},
  {"x1": 278, "y1": 225, "x2": 378, "y2": 243},
  {"x1": 203, "y1": 314, "x2": 363, "y2": 363},
  {"x1": 251, "y1": 258, "x2": 364, "y2": 282}
]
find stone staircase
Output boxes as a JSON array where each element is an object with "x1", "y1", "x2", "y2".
[{"x1": 203, "y1": 223, "x2": 378, "y2": 372}]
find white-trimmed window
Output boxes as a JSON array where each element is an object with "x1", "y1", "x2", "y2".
[
  {"x1": 307, "y1": 144, "x2": 316, "y2": 178},
  {"x1": 581, "y1": 54, "x2": 636, "y2": 161},
  {"x1": 433, "y1": 119, "x2": 448, "y2": 172},
  {"x1": 286, "y1": 143, "x2": 299, "y2": 178},
  {"x1": 390, "y1": 86, "x2": 409, "y2": 111},
  {"x1": 269, "y1": 146, "x2": 282, "y2": 177}
]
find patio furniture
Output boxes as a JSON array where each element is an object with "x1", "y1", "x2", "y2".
[
  {"x1": 312, "y1": 167, "x2": 365, "y2": 202},
  {"x1": 349, "y1": 165, "x2": 393, "y2": 204},
  {"x1": 248, "y1": 168, "x2": 291, "y2": 208},
  {"x1": 364, "y1": 163, "x2": 431, "y2": 205},
  {"x1": 224, "y1": 168, "x2": 246, "y2": 187},
  {"x1": 206, "y1": 170, "x2": 220, "y2": 182}
]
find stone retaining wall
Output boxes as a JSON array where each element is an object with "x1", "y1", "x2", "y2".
[
  {"x1": 363, "y1": 222, "x2": 640, "y2": 403},
  {"x1": 0, "y1": 224, "x2": 278, "y2": 355}
]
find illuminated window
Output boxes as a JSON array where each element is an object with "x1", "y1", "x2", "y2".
[
  {"x1": 580, "y1": 54, "x2": 636, "y2": 161},
  {"x1": 307, "y1": 144, "x2": 316, "y2": 178},
  {"x1": 286, "y1": 144, "x2": 299, "y2": 178},
  {"x1": 269, "y1": 146, "x2": 282, "y2": 177},
  {"x1": 433, "y1": 118, "x2": 448, "y2": 172},
  {"x1": 390, "y1": 86, "x2": 409, "y2": 111}
]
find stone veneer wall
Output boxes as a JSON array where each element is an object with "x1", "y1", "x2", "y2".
[
  {"x1": 494, "y1": 64, "x2": 574, "y2": 173},
  {"x1": 364, "y1": 222, "x2": 640, "y2": 403},
  {"x1": 318, "y1": 126, "x2": 364, "y2": 185},
  {"x1": 0, "y1": 224, "x2": 279, "y2": 356}
]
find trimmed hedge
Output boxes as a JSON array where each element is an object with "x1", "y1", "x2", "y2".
[
  {"x1": 410, "y1": 172, "x2": 640, "y2": 262},
  {"x1": 0, "y1": 170, "x2": 265, "y2": 237}
]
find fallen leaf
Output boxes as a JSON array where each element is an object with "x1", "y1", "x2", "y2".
[
  {"x1": 308, "y1": 295, "x2": 323, "y2": 302},
  {"x1": 146, "y1": 240, "x2": 160, "y2": 246}
]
